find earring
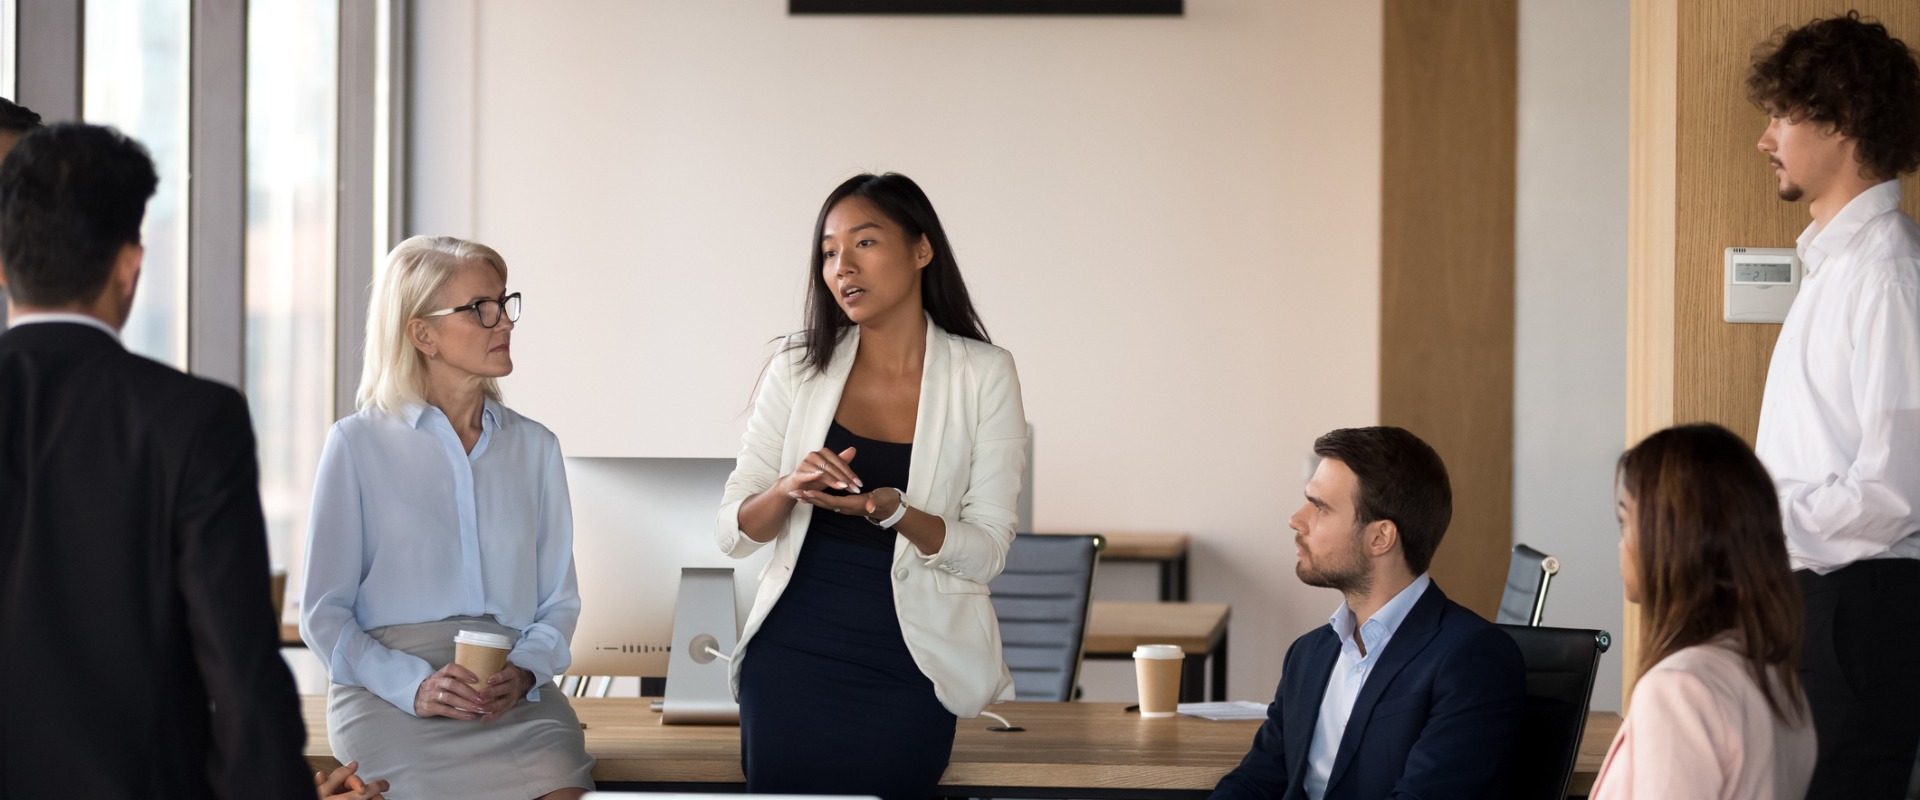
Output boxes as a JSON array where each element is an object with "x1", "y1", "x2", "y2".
[{"x1": 428, "y1": 351, "x2": 439, "y2": 361}]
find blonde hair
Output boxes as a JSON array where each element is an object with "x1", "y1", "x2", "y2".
[{"x1": 357, "y1": 235, "x2": 510, "y2": 414}]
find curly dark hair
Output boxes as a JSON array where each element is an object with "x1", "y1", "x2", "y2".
[{"x1": 1747, "y1": 10, "x2": 1920, "y2": 181}]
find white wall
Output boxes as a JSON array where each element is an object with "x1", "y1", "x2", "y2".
[
  {"x1": 411, "y1": 0, "x2": 1383, "y2": 701},
  {"x1": 1514, "y1": 0, "x2": 1630, "y2": 712}
]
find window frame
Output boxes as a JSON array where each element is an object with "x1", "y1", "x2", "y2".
[{"x1": 14, "y1": 0, "x2": 405, "y2": 592}]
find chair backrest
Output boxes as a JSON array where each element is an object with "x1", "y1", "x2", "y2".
[
  {"x1": 989, "y1": 533, "x2": 1102, "y2": 701},
  {"x1": 1496, "y1": 543, "x2": 1560, "y2": 626},
  {"x1": 1498, "y1": 624, "x2": 1611, "y2": 800}
]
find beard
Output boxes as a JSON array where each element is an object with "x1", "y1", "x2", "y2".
[
  {"x1": 1771, "y1": 159, "x2": 1804, "y2": 201},
  {"x1": 1295, "y1": 530, "x2": 1373, "y2": 594}
]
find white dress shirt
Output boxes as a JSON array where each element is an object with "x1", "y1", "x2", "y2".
[
  {"x1": 1303, "y1": 573, "x2": 1432, "y2": 800},
  {"x1": 1755, "y1": 180, "x2": 1920, "y2": 574},
  {"x1": 6, "y1": 311, "x2": 120, "y2": 340},
  {"x1": 300, "y1": 399, "x2": 582, "y2": 715}
]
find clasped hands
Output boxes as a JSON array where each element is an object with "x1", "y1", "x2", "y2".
[
  {"x1": 781, "y1": 446, "x2": 902, "y2": 525},
  {"x1": 413, "y1": 661, "x2": 536, "y2": 722}
]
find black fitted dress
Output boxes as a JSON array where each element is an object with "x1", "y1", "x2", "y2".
[{"x1": 738, "y1": 420, "x2": 957, "y2": 800}]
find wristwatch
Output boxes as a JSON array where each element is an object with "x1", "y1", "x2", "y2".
[{"x1": 869, "y1": 488, "x2": 909, "y2": 529}]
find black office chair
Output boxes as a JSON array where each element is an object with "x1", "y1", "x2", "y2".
[
  {"x1": 1498, "y1": 624, "x2": 1611, "y2": 800},
  {"x1": 1496, "y1": 543, "x2": 1561, "y2": 626},
  {"x1": 989, "y1": 534, "x2": 1103, "y2": 701}
]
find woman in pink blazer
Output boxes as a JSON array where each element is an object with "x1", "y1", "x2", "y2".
[{"x1": 1589, "y1": 424, "x2": 1817, "y2": 799}]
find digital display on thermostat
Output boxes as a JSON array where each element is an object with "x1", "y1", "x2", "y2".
[{"x1": 1735, "y1": 262, "x2": 1792, "y2": 284}]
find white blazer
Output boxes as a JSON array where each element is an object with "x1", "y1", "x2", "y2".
[{"x1": 714, "y1": 316, "x2": 1026, "y2": 717}]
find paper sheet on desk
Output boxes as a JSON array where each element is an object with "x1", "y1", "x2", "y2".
[{"x1": 1176, "y1": 701, "x2": 1267, "y2": 721}]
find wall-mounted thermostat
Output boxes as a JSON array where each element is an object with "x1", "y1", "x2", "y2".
[{"x1": 1724, "y1": 247, "x2": 1800, "y2": 323}]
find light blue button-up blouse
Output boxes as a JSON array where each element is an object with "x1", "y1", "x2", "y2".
[{"x1": 299, "y1": 399, "x2": 581, "y2": 716}]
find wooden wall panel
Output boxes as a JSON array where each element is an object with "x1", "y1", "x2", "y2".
[
  {"x1": 1625, "y1": 0, "x2": 1920, "y2": 705},
  {"x1": 1380, "y1": 0, "x2": 1518, "y2": 620}
]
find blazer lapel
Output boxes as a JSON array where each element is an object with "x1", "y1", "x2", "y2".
[
  {"x1": 785, "y1": 326, "x2": 860, "y2": 557},
  {"x1": 1288, "y1": 631, "x2": 1341, "y2": 786},
  {"x1": 796, "y1": 325, "x2": 860, "y2": 451},
  {"x1": 903, "y1": 315, "x2": 950, "y2": 509},
  {"x1": 1322, "y1": 584, "x2": 1447, "y2": 794}
]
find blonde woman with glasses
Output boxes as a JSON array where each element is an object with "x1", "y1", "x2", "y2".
[{"x1": 300, "y1": 236, "x2": 593, "y2": 799}]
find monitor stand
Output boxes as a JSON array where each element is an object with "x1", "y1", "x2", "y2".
[{"x1": 662, "y1": 567, "x2": 741, "y2": 725}]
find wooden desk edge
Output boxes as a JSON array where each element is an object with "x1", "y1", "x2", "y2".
[
  {"x1": 300, "y1": 698, "x2": 1618, "y2": 796},
  {"x1": 1035, "y1": 530, "x2": 1190, "y2": 561},
  {"x1": 1084, "y1": 602, "x2": 1231, "y2": 654}
]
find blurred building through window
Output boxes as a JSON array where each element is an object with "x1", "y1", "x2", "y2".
[
  {"x1": 84, "y1": 0, "x2": 189, "y2": 368},
  {"x1": 246, "y1": 0, "x2": 339, "y2": 601}
]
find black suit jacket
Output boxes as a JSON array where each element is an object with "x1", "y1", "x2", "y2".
[
  {"x1": 1210, "y1": 583, "x2": 1526, "y2": 800},
  {"x1": 0, "y1": 322, "x2": 312, "y2": 799}
]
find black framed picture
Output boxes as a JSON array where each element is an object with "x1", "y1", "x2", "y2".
[{"x1": 790, "y1": 0, "x2": 1182, "y2": 15}]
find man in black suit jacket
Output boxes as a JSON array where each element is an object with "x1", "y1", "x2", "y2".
[
  {"x1": 1211, "y1": 427, "x2": 1525, "y2": 800},
  {"x1": 0, "y1": 124, "x2": 383, "y2": 799}
]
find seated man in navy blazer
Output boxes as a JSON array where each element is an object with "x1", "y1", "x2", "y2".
[{"x1": 1212, "y1": 426, "x2": 1525, "y2": 800}]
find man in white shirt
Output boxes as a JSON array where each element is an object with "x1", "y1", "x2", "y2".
[
  {"x1": 1210, "y1": 427, "x2": 1525, "y2": 800},
  {"x1": 1748, "y1": 12, "x2": 1920, "y2": 799}
]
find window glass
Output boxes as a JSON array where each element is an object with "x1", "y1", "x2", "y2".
[
  {"x1": 246, "y1": 0, "x2": 338, "y2": 584},
  {"x1": 83, "y1": 0, "x2": 189, "y2": 367}
]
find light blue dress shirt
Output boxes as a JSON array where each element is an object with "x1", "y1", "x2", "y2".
[
  {"x1": 300, "y1": 399, "x2": 581, "y2": 716},
  {"x1": 1302, "y1": 573, "x2": 1432, "y2": 800}
]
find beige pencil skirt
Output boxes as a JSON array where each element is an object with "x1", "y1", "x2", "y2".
[{"x1": 326, "y1": 616, "x2": 594, "y2": 800}]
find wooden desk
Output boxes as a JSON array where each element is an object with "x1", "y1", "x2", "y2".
[
  {"x1": 300, "y1": 696, "x2": 1619, "y2": 797},
  {"x1": 1083, "y1": 601, "x2": 1231, "y2": 702},
  {"x1": 272, "y1": 570, "x2": 304, "y2": 647},
  {"x1": 280, "y1": 600, "x2": 305, "y2": 648},
  {"x1": 1042, "y1": 530, "x2": 1191, "y2": 601}
]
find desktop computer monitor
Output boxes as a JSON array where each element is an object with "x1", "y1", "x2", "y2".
[
  {"x1": 563, "y1": 424, "x2": 1034, "y2": 687},
  {"x1": 564, "y1": 457, "x2": 767, "y2": 683}
]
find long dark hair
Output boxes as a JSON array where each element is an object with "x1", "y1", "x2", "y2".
[
  {"x1": 1617, "y1": 423, "x2": 1807, "y2": 725},
  {"x1": 794, "y1": 172, "x2": 990, "y2": 375}
]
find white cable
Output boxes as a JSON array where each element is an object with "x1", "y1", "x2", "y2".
[
  {"x1": 703, "y1": 646, "x2": 734, "y2": 663},
  {"x1": 981, "y1": 710, "x2": 1016, "y2": 729}
]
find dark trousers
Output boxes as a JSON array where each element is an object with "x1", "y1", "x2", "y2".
[{"x1": 1798, "y1": 560, "x2": 1920, "y2": 799}]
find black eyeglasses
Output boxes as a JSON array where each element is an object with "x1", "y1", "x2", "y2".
[{"x1": 422, "y1": 292, "x2": 522, "y2": 328}]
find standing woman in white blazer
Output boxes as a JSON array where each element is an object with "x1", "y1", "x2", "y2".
[{"x1": 715, "y1": 172, "x2": 1026, "y2": 800}]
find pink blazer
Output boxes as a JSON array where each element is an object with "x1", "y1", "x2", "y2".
[{"x1": 1589, "y1": 639, "x2": 1817, "y2": 799}]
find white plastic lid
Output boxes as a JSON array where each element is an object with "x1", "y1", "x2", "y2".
[
  {"x1": 454, "y1": 630, "x2": 512, "y2": 649},
  {"x1": 1133, "y1": 644, "x2": 1184, "y2": 660}
]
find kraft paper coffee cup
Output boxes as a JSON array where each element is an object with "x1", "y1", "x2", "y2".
[
  {"x1": 453, "y1": 630, "x2": 513, "y2": 694},
  {"x1": 1133, "y1": 644, "x2": 1185, "y2": 718}
]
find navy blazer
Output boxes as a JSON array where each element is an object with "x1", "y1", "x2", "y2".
[{"x1": 1211, "y1": 582, "x2": 1525, "y2": 800}]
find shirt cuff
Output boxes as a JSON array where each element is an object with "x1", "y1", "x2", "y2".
[
  {"x1": 509, "y1": 655, "x2": 550, "y2": 702},
  {"x1": 372, "y1": 660, "x2": 437, "y2": 718}
]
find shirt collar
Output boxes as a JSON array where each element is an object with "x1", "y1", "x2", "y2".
[
  {"x1": 1798, "y1": 180, "x2": 1903, "y2": 277},
  {"x1": 1328, "y1": 573, "x2": 1432, "y2": 648},
  {"x1": 401, "y1": 397, "x2": 503, "y2": 431},
  {"x1": 6, "y1": 311, "x2": 121, "y2": 342}
]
